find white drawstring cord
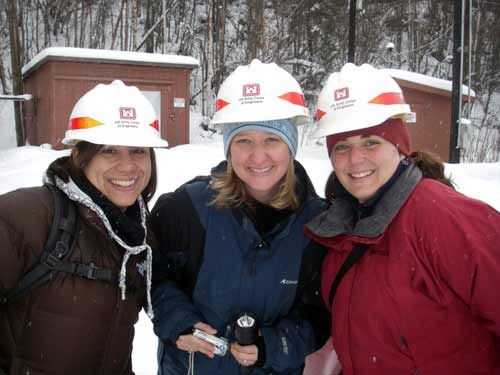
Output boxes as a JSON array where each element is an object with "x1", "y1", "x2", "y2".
[
  {"x1": 54, "y1": 176, "x2": 155, "y2": 318},
  {"x1": 187, "y1": 351, "x2": 194, "y2": 375}
]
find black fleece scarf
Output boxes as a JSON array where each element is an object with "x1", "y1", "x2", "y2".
[
  {"x1": 243, "y1": 199, "x2": 294, "y2": 236},
  {"x1": 71, "y1": 173, "x2": 146, "y2": 247}
]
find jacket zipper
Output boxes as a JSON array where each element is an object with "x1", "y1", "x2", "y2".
[
  {"x1": 99, "y1": 287, "x2": 124, "y2": 374},
  {"x1": 250, "y1": 240, "x2": 267, "y2": 275}
]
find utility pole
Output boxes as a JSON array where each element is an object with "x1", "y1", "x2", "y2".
[
  {"x1": 450, "y1": 0, "x2": 464, "y2": 163},
  {"x1": 347, "y1": 0, "x2": 356, "y2": 63}
]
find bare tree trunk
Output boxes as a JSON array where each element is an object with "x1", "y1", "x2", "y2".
[
  {"x1": 0, "y1": 53, "x2": 8, "y2": 94},
  {"x1": 124, "y1": 0, "x2": 130, "y2": 50},
  {"x1": 36, "y1": 2, "x2": 41, "y2": 51},
  {"x1": 73, "y1": 1, "x2": 78, "y2": 46},
  {"x1": 42, "y1": 0, "x2": 50, "y2": 46},
  {"x1": 162, "y1": 0, "x2": 167, "y2": 52},
  {"x1": 120, "y1": 0, "x2": 125, "y2": 50},
  {"x1": 206, "y1": 0, "x2": 214, "y2": 119},
  {"x1": 111, "y1": 0, "x2": 126, "y2": 49},
  {"x1": 408, "y1": 0, "x2": 417, "y2": 71},
  {"x1": 19, "y1": 0, "x2": 26, "y2": 62},
  {"x1": 79, "y1": 0, "x2": 86, "y2": 47},
  {"x1": 88, "y1": 1, "x2": 94, "y2": 47},
  {"x1": 173, "y1": 0, "x2": 180, "y2": 44},
  {"x1": 199, "y1": 38, "x2": 207, "y2": 117},
  {"x1": 131, "y1": 0, "x2": 138, "y2": 50},
  {"x1": 394, "y1": 1, "x2": 403, "y2": 68},
  {"x1": 246, "y1": 0, "x2": 264, "y2": 62},
  {"x1": 214, "y1": 0, "x2": 226, "y2": 94},
  {"x1": 472, "y1": 4, "x2": 481, "y2": 91},
  {"x1": 6, "y1": 0, "x2": 26, "y2": 146}
]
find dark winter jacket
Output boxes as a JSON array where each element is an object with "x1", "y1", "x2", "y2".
[
  {"x1": 151, "y1": 161, "x2": 330, "y2": 375},
  {"x1": 306, "y1": 163, "x2": 500, "y2": 375},
  {"x1": 0, "y1": 160, "x2": 153, "y2": 375}
]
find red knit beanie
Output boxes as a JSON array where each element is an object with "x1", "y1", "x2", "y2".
[{"x1": 326, "y1": 118, "x2": 411, "y2": 157}]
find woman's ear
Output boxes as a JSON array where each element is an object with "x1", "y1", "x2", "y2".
[{"x1": 71, "y1": 148, "x2": 79, "y2": 166}]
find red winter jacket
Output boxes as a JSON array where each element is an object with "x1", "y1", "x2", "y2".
[{"x1": 306, "y1": 165, "x2": 500, "y2": 375}]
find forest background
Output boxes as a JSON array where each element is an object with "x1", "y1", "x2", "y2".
[{"x1": 1, "y1": 0, "x2": 499, "y2": 161}]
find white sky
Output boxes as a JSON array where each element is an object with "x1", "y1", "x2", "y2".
[{"x1": 0, "y1": 111, "x2": 499, "y2": 374}]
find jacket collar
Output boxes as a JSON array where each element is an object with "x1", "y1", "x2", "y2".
[{"x1": 306, "y1": 163, "x2": 422, "y2": 240}]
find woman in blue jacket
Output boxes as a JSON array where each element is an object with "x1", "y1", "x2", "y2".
[{"x1": 150, "y1": 60, "x2": 330, "y2": 375}]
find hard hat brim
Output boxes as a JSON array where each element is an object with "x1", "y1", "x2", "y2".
[
  {"x1": 211, "y1": 101, "x2": 309, "y2": 127},
  {"x1": 62, "y1": 127, "x2": 169, "y2": 148},
  {"x1": 312, "y1": 103, "x2": 414, "y2": 138}
]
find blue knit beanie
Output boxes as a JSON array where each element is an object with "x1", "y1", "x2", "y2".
[{"x1": 223, "y1": 119, "x2": 298, "y2": 158}]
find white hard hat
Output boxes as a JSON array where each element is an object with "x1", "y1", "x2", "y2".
[
  {"x1": 313, "y1": 63, "x2": 415, "y2": 138},
  {"x1": 62, "y1": 80, "x2": 168, "y2": 147},
  {"x1": 210, "y1": 59, "x2": 310, "y2": 126}
]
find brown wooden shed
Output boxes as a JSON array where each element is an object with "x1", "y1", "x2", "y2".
[
  {"x1": 383, "y1": 69, "x2": 474, "y2": 162},
  {"x1": 22, "y1": 47, "x2": 198, "y2": 148}
]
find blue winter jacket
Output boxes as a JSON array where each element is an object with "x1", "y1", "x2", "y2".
[{"x1": 150, "y1": 161, "x2": 329, "y2": 375}]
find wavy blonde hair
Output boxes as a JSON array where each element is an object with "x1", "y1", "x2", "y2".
[{"x1": 211, "y1": 158, "x2": 299, "y2": 210}]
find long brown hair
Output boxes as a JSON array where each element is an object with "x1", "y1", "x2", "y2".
[
  {"x1": 53, "y1": 141, "x2": 158, "y2": 203},
  {"x1": 409, "y1": 151, "x2": 454, "y2": 188},
  {"x1": 211, "y1": 158, "x2": 299, "y2": 210}
]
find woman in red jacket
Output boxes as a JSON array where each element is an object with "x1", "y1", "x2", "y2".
[{"x1": 306, "y1": 63, "x2": 500, "y2": 375}]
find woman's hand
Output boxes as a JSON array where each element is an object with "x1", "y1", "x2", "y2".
[
  {"x1": 175, "y1": 322, "x2": 218, "y2": 358},
  {"x1": 230, "y1": 342, "x2": 258, "y2": 367}
]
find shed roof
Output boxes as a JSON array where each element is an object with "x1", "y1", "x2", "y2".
[
  {"x1": 383, "y1": 68, "x2": 475, "y2": 98},
  {"x1": 22, "y1": 47, "x2": 199, "y2": 77}
]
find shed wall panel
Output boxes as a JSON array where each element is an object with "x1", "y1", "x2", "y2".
[
  {"x1": 23, "y1": 58, "x2": 194, "y2": 148},
  {"x1": 402, "y1": 87, "x2": 451, "y2": 161}
]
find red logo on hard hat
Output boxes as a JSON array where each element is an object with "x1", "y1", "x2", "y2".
[
  {"x1": 120, "y1": 107, "x2": 136, "y2": 120},
  {"x1": 243, "y1": 84, "x2": 260, "y2": 97},
  {"x1": 334, "y1": 87, "x2": 349, "y2": 101}
]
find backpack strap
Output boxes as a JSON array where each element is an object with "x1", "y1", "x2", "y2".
[
  {"x1": 52, "y1": 261, "x2": 115, "y2": 282},
  {"x1": 0, "y1": 185, "x2": 115, "y2": 306},
  {"x1": 328, "y1": 243, "x2": 369, "y2": 307},
  {"x1": 1, "y1": 184, "x2": 78, "y2": 304}
]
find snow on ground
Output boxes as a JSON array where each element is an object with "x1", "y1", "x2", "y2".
[
  {"x1": 0, "y1": 113, "x2": 499, "y2": 374},
  {"x1": 0, "y1": 101, "x2": 16, "y2": 150}
]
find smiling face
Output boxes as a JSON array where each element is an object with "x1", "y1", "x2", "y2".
[
  {"x1": 83, "y1": 145, "x2": 152, "y2": 210},
  {"x1": 229, "y1": 130, "x2": 291, "y2": 204},
  {"x1": 330, "y1": 134, "x2": 402, "y2": 202}
]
